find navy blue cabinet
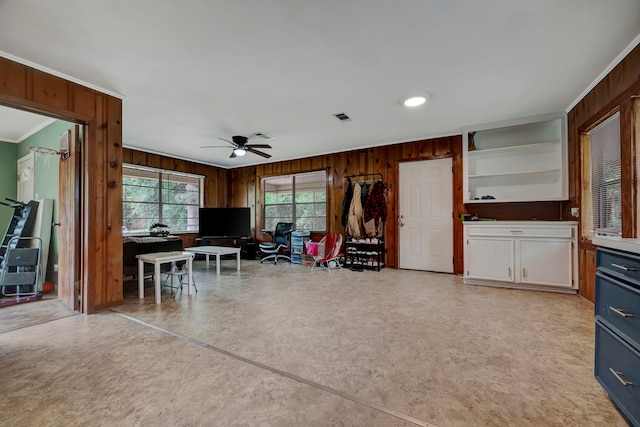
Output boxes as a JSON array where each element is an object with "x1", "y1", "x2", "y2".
[{"x1": 595, "y1": 246, "x2": 640, "y2": 427}]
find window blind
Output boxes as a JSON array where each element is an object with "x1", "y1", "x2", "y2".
[{"x1": 590, "y1": 112, "x2": 621, "y2": 236}]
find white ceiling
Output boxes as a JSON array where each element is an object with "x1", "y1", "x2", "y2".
[
  {"x1": 0, "y1": 105, "x2": 54, "y2": 143},
  {"x1": 0, "y1": 1, "x2": 639, "y2": 168}
]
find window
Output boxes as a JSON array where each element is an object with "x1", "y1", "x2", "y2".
[
  {"x1": 123, "y1": 164, "x2": 203, "y2": 234},
  {"x1": 263, "y1": 171, "x2": 326, "y2": 231},
  {"x1": 583, "y1": 112, "x2": 621, "y2": 237}
]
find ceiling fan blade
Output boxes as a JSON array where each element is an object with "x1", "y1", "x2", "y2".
[
  {"x1": 229, "y1": 151, "x2": 237, "y2": 158},
  {"x1": 218, "y1": 137, "x2": 237, "y2": 147},
  {"x1": 200, "y1": 145, "x2": 229, "y2": 149},
  {"x1": 247, "y1": 147, "x2": 272, "y2": 158},
  {"x1": 245, "y1": 144, "x2": 272, "y2": 149}
]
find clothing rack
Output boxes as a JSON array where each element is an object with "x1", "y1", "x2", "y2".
[
  {"x1": 345, "y1": 172, "x2": 388, "y2": 188},
  {"x1": 346, "y1": 172, "x2": 383, "y2": 181}
]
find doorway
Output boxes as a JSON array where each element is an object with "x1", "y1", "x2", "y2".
[
  {"x1": 17, "y1": 153, "x2": 35, "y2": 202},
  {"x1": 398, "y1": 158, "x2": 453, "y2": 273},
  {"x1": 0, "y1": 106, "x2": 79, "y2": 314}
]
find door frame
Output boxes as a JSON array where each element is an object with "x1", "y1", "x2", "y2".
[
  {"x1": 394, "y1": 152, "x2": 463, "y2": 275},
  {"x1": 397, "y1": 157, "x2": 454, "y2": 272},
  {"x1": 0, "y1": 56, "x2": 124, "y2": 313}
]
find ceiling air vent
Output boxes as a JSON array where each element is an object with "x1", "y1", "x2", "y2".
[
  {"x1": 253, "y1": 132, "x2": 273, "y2": 140},
  {"x1": 333, "y1": 112, "x2": 351, "y2": 122}
]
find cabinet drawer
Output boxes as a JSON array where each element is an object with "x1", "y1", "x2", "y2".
[
  {"x1": 466, "y1": 226, "x2": 572, "y2": 238},
  {"x1": 598, "y1": 248, "x2": 640, "y2": 286},
  {"x1": 595, "y1": 322, "x2": 640, "y2": 426},
  {"x1": 596, "y1": 272, "x2": 640, "y2": 346}
]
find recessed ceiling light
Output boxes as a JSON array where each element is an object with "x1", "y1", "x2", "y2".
[{"x1": 400, "y1": 93, "x2": 431, "y2": 107}]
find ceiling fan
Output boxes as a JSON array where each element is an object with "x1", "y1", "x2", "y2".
[{"x1": 201, "y1": 135, "x2": 272, "y2": 159}]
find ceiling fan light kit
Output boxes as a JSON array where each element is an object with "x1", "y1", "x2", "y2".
[{"x1": 201, "y1": 134, "x2": 273, "y2": 159}]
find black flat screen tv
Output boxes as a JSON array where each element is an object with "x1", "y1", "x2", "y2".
[{"x1": 199, "y1": 207, "x2": 251, "y2": 238}]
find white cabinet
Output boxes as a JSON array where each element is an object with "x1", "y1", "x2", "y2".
[
  {"x1": 464, "y1": 221, "x2": 577, "y2": 293},
  {"x1": 519, "y1": 239, "x2": 573, "y2": 287},
  {"x1": 463, "y1": 112, "x2": 568, "y2": 203},
  {"x1": 465, "y1": 237, "x2": 514, "y2": 282}
]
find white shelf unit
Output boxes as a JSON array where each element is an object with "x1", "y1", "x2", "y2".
[{"x1": 463, "y1": 113, "x2": 568, "y2": 203}]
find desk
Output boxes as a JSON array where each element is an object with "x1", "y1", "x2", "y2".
[
  {"x1": 137, "y1": 251, "x2": 194, "y2": 304},
  {"x1": 185, "y1": 246, "x2": 241, "y2": 275}
]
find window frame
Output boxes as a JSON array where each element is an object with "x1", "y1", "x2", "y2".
[
  {"x1": 122, "y1": 164, "x2": 204, "y2": 235},
  {"x1": 262, "y1": 171, "x2": 327, "y2": 231},
  {"x1": 581, "y1": 111, "x2": 622, "y2": 239}
]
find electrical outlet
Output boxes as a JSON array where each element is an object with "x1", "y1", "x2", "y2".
[{"x1": 570, "y1": 207, "x2": 579, "y2": 218}]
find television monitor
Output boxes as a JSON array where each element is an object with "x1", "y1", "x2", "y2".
[{"x1": 198, "y1": 207, "x2": 251, "y2": 238}]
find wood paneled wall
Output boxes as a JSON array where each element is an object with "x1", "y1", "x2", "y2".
[
  {"x1": 568, "y1": 43, "x2": 640, "y2": 302},
  {"x1": 229, "y1": 136, "x2": 465, "y2": 272},
  {"x1": 0, "y1": 56, "x2": 123, "y2": 313}
]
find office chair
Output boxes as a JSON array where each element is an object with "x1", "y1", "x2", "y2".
[{"x1": 259, "y1": 222, "x2": 293, "y2": 264}]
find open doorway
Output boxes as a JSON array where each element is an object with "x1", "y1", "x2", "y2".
[{"x1": 0, "y1": 104, "x2": 80, "y2": 322}]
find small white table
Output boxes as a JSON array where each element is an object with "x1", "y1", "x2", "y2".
[
  {"x1": 137, "y1": 251, "x2": 195, "y2": 304},
  {"x1": 185, "y1": 246, "x2": 241, "y2": 275}
]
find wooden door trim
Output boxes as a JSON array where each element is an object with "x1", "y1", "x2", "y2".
[{"x1": 0, "y1": 56, "x2": 123, "y2": 313}]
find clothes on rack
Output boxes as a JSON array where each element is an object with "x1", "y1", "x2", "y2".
[
  {"x1": 342, "y1": 177, "x2": 387, "y2": 239},
  {"x1": 363, "y1": 180, "x2": 387, "y2": 237},
  {"x1": 346, "y1": 182, "x2": 364, "y2": 238},
  {"x1": 341, "y1": 177, "x2": 353, "y2": 227}
]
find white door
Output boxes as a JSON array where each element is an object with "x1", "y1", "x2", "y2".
[
  {"x1": 17, "y1": 153, "x2": 35, "y2": 202},
  {"x1": 399, "y1": 158, "x2": 453, "y2": 272},
  {"x1": 518, "y1": 239, "x2": 573, "y2": 287}
]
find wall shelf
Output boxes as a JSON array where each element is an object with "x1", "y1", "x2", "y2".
[
  {"x1": 466, "y1": 141, "x2": 560, "y2": 157},
  {"x1": 463, "y1": 113, "x2": 568, "y2": 204},
  {"x1": 468, "y1": 168, "x2": 561, "y2": 179}
]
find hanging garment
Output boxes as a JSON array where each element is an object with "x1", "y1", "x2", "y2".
[
  {"x1": 363, "y1": 181, "x2": 387, "y2": 227},
  {"x1": 360, "y1": 181, "x2": 370, "y2": 206},
  {"x1": 341, "y1": 177, "x2": 353, "y2": 227},
  {"x1": 346, "y1": 182, "x2": 364, "y2": 238}
]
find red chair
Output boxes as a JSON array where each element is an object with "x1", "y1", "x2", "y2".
[{"x1": 307, "y1": 232, "x2": 343, "y2": 272}]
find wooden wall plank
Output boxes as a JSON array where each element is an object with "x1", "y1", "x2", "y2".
[
  {"x1": 0, "y1": 57, "x2": 27, "y2": 99},
  {"x1": 32, "y1": 70, "x2": 69, "y2": 110},
  {"x1": 579, "y1": 248, "x2": 597, "y2": 303},
  {"x1": 73, "y1": 86, "x2": 96, "y2": 118},
  {"x1": 104, "y1": 96, "x2": 123, "y2": 307}
]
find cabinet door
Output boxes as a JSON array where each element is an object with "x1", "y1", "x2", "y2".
[
  {"x1": 519, "y1": 239, "x2": 572, "y2": 287},
  {"x1": 465, "y1": 238, "x2": 514, "y2": 282}
]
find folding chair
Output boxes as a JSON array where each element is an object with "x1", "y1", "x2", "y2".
[
  {"x1": 162, "y1": 261, "x2": 197, "y2": 297},
  {"x1": 307, "y1": 232, "x2": 343, "y2": 272}
]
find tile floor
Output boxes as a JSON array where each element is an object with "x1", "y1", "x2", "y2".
[{"x1": 0, "y1": 259, "x2": 628, "y2": 426}]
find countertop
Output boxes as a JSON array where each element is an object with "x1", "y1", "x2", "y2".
[{"x1": 592, "y1": 235, "x2": 640, "y2": 254}]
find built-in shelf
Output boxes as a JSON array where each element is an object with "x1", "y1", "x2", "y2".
[
  {"x1": 466, "y1": 141, "x2": 560, "y2": 156},
  {"x1": 463, "y1": 113, "x2": 568, "y2": 204},
  {"x1": 468, "y1": 168, "x2": 561, "y2": 179}
]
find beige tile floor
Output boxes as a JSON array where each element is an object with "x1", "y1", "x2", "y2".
[{"x1": 0, "y1": 259, "x2": 628, "y2": 426}]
